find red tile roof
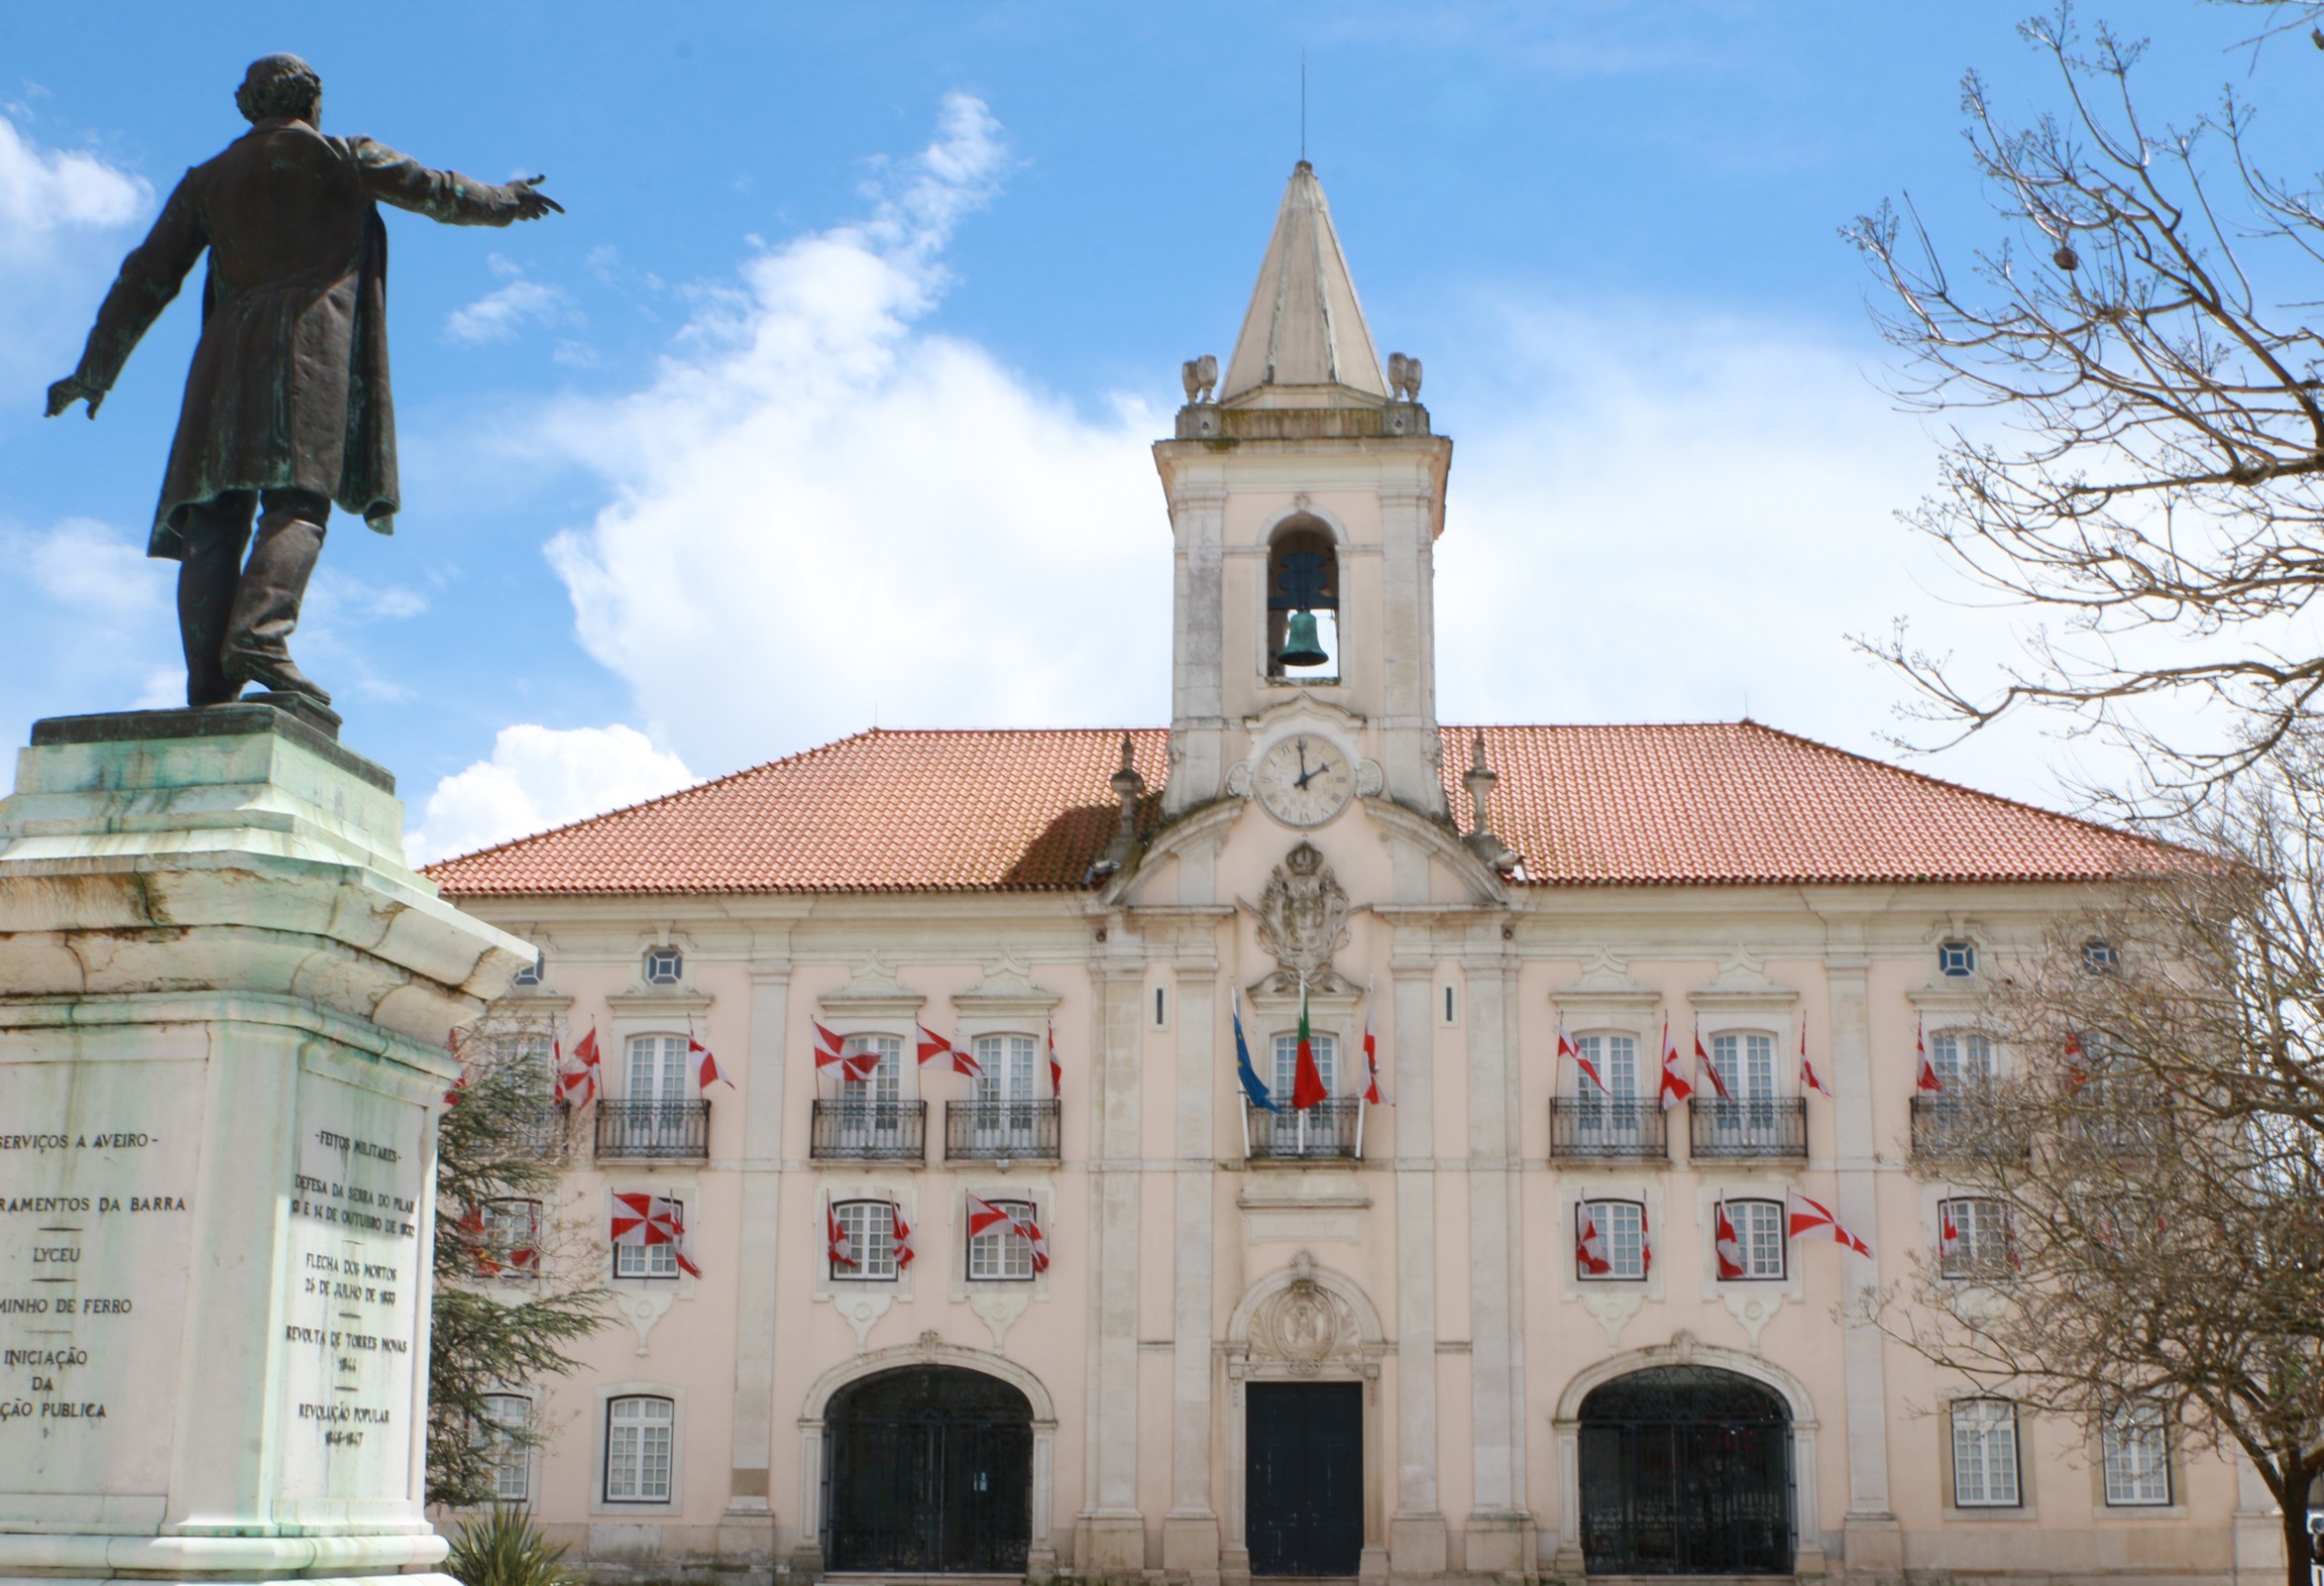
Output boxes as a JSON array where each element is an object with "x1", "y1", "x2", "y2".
[{"x1": 423, "y1": 722, "x2": 2169, "y2": 898}]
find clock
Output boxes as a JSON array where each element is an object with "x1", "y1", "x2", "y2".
[{"x1": 1253, "y1": 734, "x2": 1355, "y2": 829}]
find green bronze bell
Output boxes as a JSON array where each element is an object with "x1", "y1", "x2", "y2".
[{"x1": 1276, "y1": 609, "x2": 1329, "y2": 668}]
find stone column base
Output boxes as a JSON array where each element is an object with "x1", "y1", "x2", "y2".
[
  {"x1": 1163, "y1": 1510, "x2": 1221, "y2": 1577},
  {"x1": 1840, "y1": 1511, "x2": 1902, "y2": 1579},
  {"x1": 784, "y1": 1540, "x2": 825, "y2": 1584},
  {"x1": 1462, "y1": 1510, "x2": 1536, "y2": 1579},
  {"x1": 1388, "y1": 1510, "x2": 1448, "y2": 1578},
  {"x1": 1073, "y1": 1511, "x2": 1147, "y2": 1578}
]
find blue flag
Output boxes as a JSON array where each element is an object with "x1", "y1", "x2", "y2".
[{"x1": 1233, "y1": 991, "x2": 1277, "y2": 1112}]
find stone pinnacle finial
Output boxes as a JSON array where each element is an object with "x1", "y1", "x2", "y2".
[
  {"x1": 1088, "y1": 735, "x2": 1147, "y2": 882},
  {"x1": 1463, "y1": 733, "x2": 1517, "y2": 874}
]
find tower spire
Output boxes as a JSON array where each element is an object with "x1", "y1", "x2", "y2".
[{"x1": 1217, "y1": 163, "x2": 1387, "y2": 405}]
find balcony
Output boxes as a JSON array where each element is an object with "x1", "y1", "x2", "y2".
[
  {"x1": 1244, "y1": 1098, "x2": 1363, "y2": 1162},
  {"x1": 1549, "y1": 1098, "x2": 1668, "y2": 1161},
  {"x1": 594, "y1": 1099, "x2": 710, "y2": 1160},
  {"x1": 1910, "y1": 1094, "x2": 2029, "y2": 1160},
  {"x1": 1689, "y1": 1098, "x2": 1808, "y2": 1160},
  {"x1": 810, "y1": 1099, "x2": 929, "y2": 1163},
  {"x1": 944, "y1": 1099, "x2": 1061, "y2": 1163}
]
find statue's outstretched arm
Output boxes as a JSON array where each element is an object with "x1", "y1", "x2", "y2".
[
  {"x1": 349, "y1": 137, "x2": 562, "y2": 227},
  {"x1": 47, "y1": 173, "x2": 206, "y2": 418}
]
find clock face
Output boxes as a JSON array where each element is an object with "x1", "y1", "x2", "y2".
[{"x1": 1254, "y1": 735, "x2": 1355, "y2": 829}]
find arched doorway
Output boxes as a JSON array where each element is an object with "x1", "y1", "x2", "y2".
[
  {"x1": 826, "y1": 1366, "x2": 1033, "y2": 1573},
  {"x1": 1577, "y1": 1366, "x2": 1792, "y2": 1576}
]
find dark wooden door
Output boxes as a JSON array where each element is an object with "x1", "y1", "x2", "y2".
[
  {"x1": 827, "y1": 1367, "x2": 1033, "y2": 1573},
  {"x1": 1246, "y1": 1382, "x2": 1365, "y2": 1576},
  {"x1": 1577, "y1": 1367, "x2": 1792, "y2": 1576}
]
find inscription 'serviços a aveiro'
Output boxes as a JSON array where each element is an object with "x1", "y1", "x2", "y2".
[{"x1": 0, "y1": 1130, "x2": 174, "y2": 1429}]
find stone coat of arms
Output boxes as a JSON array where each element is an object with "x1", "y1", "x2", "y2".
[{"x1": 1250, "y1": 842, "x2": 1354, "y2": 996}]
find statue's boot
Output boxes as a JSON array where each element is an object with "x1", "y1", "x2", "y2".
[
  {"x1": 176, "y1": 499, "x2": 254, "y2": 708},
  {"x1": 221, "y1": 498, "x2": 332, "y2": 707}
]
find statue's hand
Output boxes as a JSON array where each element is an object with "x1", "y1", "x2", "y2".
[
  {"x1": 507, "y1": 175, "x2": 564, "y2": 221},
  {"x1": 45, "y1": 375, "x2": 103, "y2": 419}
]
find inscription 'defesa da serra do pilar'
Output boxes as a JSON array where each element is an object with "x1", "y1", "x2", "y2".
[
  {"x1": 283, "y1": 1120, "x2": 421, "y2": 1457},
  {"x1": 0, "y1": 1130, "x2": 179, "y2": 1427}
]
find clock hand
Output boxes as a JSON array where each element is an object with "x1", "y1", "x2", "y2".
[{"x1": 1294, "y1": 740, "x2": 1315, "y2": 788}]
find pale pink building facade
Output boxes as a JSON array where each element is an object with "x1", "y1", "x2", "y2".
[{"x1": 428, "y1": 167, "x2": 2277, "y2": 1583}]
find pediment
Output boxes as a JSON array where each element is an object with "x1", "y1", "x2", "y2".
[
  {"x1": 818, "y1": 952, "x2": 926, "y2": 1017},
  {"x1": 951, "y1": 951, "x2": 1060, "y2": 1019}
]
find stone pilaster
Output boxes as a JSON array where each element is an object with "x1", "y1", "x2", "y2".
[
  {"x1": 1825, "y1": 941, "x2": 1902, "y2": 1576},
  {"x1": 1074, "y1": 957, "x2": 1146, "y2": 1576},
  {"x1": 1387, "y1": 961, "x2": 1447, "y2": 1577},
  {"x1": 1163, "y1": 952, "x2": 1221, "y2": 1580},
  {"x1": 1162, "y1": 484, "x2": 1228, "y2": 818},
  {"x1": 1464, "y1": 949, "x2": 1533, "y2": 1575},
  {"x1": 725, "y1": 948, "x2": 797, "y2": 1570}
]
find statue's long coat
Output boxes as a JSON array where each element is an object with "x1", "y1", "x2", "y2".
[{"x1": 67, "y1": 116, "x2": 527, "y2": 556}]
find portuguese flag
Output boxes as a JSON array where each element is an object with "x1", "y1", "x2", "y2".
[{"x1": 1290, "y1": 981, "x2": 1330, "y2": 1111}]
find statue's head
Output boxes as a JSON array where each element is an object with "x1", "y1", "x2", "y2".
[{"x1": 235, "y1": 54, "x2": 322, "y2": 126}]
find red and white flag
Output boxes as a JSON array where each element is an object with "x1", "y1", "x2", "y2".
[
  {"x1": 1560, "y1": 1020, "x2": 1606, "y2": 1094},
  {"x1": 916, "y1": 1022, "x2": 984, "y2": 1079},
  {"x1": 965, "y1": 1193, "x2": 1050, "y2": 1274},
  {"x1": 556, "y1": 1027, "x2": 603, "y2": 1109},
  {"x1": 1715, "y1": 1198, "x2": 1747, "y2": 1281},
  {"x1": 827, "y1": 1202, "x2": 856, "y2": 1271},
  {"x1": 1938, "y1": 1199, "x2": 1961, "y2": 1265},
  {"x1": 1048, "y1": 1019, "x2": 1062, "y2": 1099},
  {"x1": 1799, "y1": 1017, "x2": 1832, "y2": 1098},
  {"x1": 1640, "y1": 1202, "x2": 1654, "y2": 1277},
  {"x1": 1694, "y1": 1017, "x2": 1731, "y2": 1101},
  {"x1": 611, "y1": 1191, "x2": 700, "y2": 1277},
  {"x1": 1787, "y1": 1190, "x2": 1871, "y2": 1257},
  {"x1": 1361, "y1": 989, "x2": 1386, "y2": 1105},
  {"x1": 2063, "y1": 1032, "x2": 2089, "y2": 1092},
  {"x1": 1915, "y1": 1015, "x2": 1943, "y2": 1093},
  {"x1": 1657, "y1": 1017, "x2": 1693, "y2": 1110},
  {"x1": 891, "y1": 1202, "x2": 916, "y2": 1270},
  {"x1": 1576, "y1": 1204, "x2": 1612, "y2": 1277},
  {"x1": 814, "y1": 1021, "x2": 879, "y2": 1083},
  {"x1": 690, "y1": 1027, "x2": 732, "y2": 1089}
]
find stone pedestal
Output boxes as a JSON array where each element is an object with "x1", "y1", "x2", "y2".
[{"x1": 0, "y1": 706, "x2": 530, "y2": 1586}]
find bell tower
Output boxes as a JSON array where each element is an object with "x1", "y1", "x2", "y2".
[{"x1": 1154, "y1": 162, "x2": 1452, "y2": 821}]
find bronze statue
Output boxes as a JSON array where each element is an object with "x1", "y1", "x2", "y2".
[{"x1": 46, "y1": 54, "x2": 563, "y2": 710}]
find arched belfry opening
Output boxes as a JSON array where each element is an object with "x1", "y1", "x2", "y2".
[{"x1": 1267, "y1": 517, "x2": 1340, "y2": 679}]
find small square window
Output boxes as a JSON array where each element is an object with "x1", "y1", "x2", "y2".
[
  {"x1": 1577, "y1": 1200, "x2": 1646, "y2": 1281},
  {"x1": 2082, "y1": 940, "x2": 2118, "y2": 974},
  {"x1": 1938, "y1": 940, "x2": 1977, "y2": 978},
  {"x1": 643, "y1": 947, "x2": 684, "y2": 986},
  {"x1": 511, "y1": 952, "x2": 544, "y2": 988},
  {"x1": 968, "y1": 1198, "x2": 1038, "y2": 1282}
]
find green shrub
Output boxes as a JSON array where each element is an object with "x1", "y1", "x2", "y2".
[{"x1": 445, "y1": 1506, "x2": 579, "y2": 1586}]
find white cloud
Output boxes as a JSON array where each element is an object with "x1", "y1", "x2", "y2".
[
  {"x1": 26, "y1": 514, "x2": 166, "y2": 619},
  {"x1": 444, "y1": 263, "x2": 573, "y2": 345},
  {"x1": 533, "y1": 92, "x2": 1166, "y2": 775},
  {"x1": 406, "y1": 723, "x2": 697, "y2": 865},
  {"x1": 0, "y1": 113, "x2": 147, "y2": 250}
]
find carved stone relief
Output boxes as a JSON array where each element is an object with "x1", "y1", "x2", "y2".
[
  {"x1": 1248, "y1": 1271, "x2": 1362, "y2": 1376},
  {"x1": 1249, "y1": 843, "x2": 1354, "y2": 996}
]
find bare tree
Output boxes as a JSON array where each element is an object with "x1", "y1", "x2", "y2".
[
  {"x1": 1845, "y1": 5, "x2": 2324, "y2": 778},
  {"x1": 429, "y1": 1002, "x2": 610, "y2": 1509},
  {"x1": 1881, "y1": 752, "x2": 2324, "y2": 1583}
]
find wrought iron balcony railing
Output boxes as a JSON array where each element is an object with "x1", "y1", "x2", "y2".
[
  {"x1": 810, "y1": 1099, "x2": 929, "y2": 1163},
  {"x1": 1244, "y1": 1097, "x2": 1363, "y2": 1162},
  {"x1": 594, "y1": 1098, "x2": 710, "y2": 1160},
  {"x1": 944, "y1": 1099, "x2": 1061, "y2": 1162},
  {"x1": 1909, "y1": 1094, "x2": 2030, "y2": 1160},
  {"x1": 1689, "y1": 1097, "x2": 1808, "y2": 1160},
  {"x1": 1549, "y1": 1097, "x2": 1668, "y2": 1161}
]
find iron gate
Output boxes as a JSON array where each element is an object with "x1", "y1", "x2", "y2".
[
  {"x1": 1577, "y1": 1366, "x2": 1792, "y2": 1576},
  {"x1": 1246, "y1": 1381, "x2": 1365, "y2": 1576},
  {"x1": 827, "y1": 1367, "x2": 1033, "y2": 1573}
]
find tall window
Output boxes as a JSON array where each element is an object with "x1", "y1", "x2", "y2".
[
  {"x1": 832, "y1": 1199, "x2": 899, "y2": 1281},
  {"x1": 1572, "y1": 1034, "x2": 1641, "y2": 1149},
  {"x1": 1930, "y1": 1030, "x2": 1995, "y2": 1088},
  {"x1": 1578, "y1": 1199, "x2": 1647, "y2": 1281},
  {"x1": 605, "y1": 1395, "x2": 674, "y2": 1503},
  {"x1": 967, "y1": 1198, "x2": 1037, "y2": 1282},
  {"x1": 478, "y1": 1393, "x2": 530, "y2": 1502},
  {"x1": 627, "y1": 1034, "x2": 690, "y2": 1101},
  {"x1": 1940, "y1": 1197, "x2": 2014, "y2": 1280},
  {"x1": 2102, "y1": 1403, "x2": 2170, "y2": 1507},
  {"x1": 970, "y1": 1033, "x2": 1042, "y2": 1154},
  {"x1": 1724, "y1": 1198, "x2": 1786, "y2": 1280},
  {"x1": 841, "y1": 1034, "x2": 904, "y2": 1107},
  {"x1": 1950, "y1": 1400, "x2": 2021, "y2": 1507},
  {"x1": 613, "y1": 1196, "x2": 682, "y2": 1280},
  {"x1": 1271, "y1": 1031, "x2": 1337, "y2": 1097},
  {"x1": 482, "y1": 1198, "x2": 540, "y2": 1279},
  {"x1": 1708, "y1": 1032, "x2": 1776, "y2": 1100}
]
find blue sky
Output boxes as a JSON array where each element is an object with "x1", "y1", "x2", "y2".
[{"x1": 5, "y1": 3, "x2": 2318, "y2": 858}]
